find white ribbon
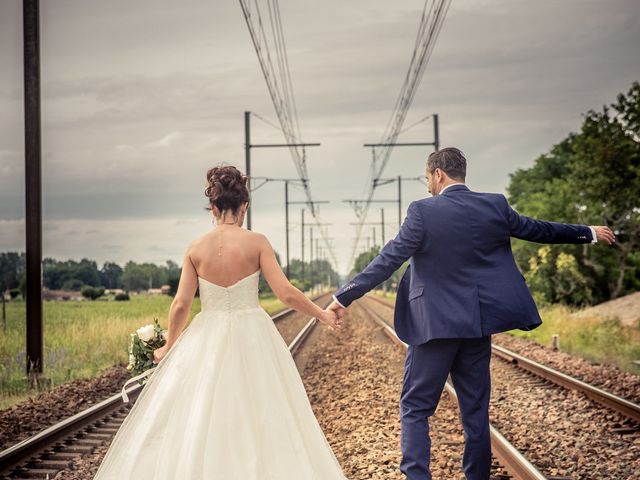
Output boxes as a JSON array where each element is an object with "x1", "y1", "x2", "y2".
[{"x1": 121, "y1": 366, "x2": 156, "y2": 403}]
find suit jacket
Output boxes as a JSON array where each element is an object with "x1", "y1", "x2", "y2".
[{"x1": 334, "y1": 184, "x2": 593, "y2": 345}]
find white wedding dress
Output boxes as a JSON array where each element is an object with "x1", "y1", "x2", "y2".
[{"x1": 93, "y1": 270, "x2": 347, "y2": 479}]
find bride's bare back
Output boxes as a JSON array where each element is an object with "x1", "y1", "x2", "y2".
[
  {"x1": 173, "y1": 226, "x2": 293, "y2": 302},
  {"x1": 190, "y1": 227, "x2": 262, "y2": 286},
  {"x1": 156, "y1": 165, "x2": 340, "y2": 353}
]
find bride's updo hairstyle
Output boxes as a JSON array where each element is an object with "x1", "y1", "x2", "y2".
[{"x1": 204, "y1": 165, "x2": 249, "y2": 217}]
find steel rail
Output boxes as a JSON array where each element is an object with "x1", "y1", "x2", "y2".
[
  {"x1": 364, "y1": 294, "x2": 640, "y2": 424},
  {"x1": 0, "y1": 295, "x2": 332, "y2": 476},
  {"x1": 359, "y1": 299, "x2": 547, "y2": 480},
  {"x1": 491, "y1": 344, "x2": 640, "y2": 424}
]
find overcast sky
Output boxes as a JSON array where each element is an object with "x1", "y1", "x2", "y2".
[{"x1": 1, "y1": 0, "x2": 638, "y2": 275}]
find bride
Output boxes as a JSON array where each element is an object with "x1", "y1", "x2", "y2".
[{"x1": 93, "y1": 165, "x2": 347, "y2": 479}]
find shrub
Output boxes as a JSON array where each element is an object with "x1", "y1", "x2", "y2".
[{"x1": 81, "y1": 285, "x2": 105, "y2": 300}]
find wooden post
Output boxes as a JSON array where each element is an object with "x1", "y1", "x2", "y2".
[{"x1": 24, "y1": 0, "x2": 45, "y2": 381}]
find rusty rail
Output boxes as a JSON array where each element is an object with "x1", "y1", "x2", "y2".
[
  {"x1": 359, "y1": 299, "x2": 548, "y2": 480},
  {"x1": 0, "y1": 295, "x2": 333, "y2": 477},
  {"x1": 365, "y1": 293, "x2": 640, "y2": 424}
]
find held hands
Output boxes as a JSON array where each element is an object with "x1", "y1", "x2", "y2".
[
  {"x1": 591, "y1": 226, "x2": 616, "y2": 245},
  {"x1": 327, "y1": 301, "x2": 347, "y2": 320},
  {"x1": 318, "y1": 301, "x2": 347, "y2": 331}
]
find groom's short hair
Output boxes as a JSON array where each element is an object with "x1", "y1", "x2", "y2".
[{"x1": 427, "y1": 147, "x2": 466, "y2": 181}]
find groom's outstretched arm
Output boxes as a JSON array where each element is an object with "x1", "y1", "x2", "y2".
[
  {"x1": 502, "y1": 195, "x2": 604, "y2": 244},
  {"x1": 333, "y1": 201, "x2": 424, "y2": 309}
]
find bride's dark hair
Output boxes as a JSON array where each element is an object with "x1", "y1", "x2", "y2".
[{"x1": 204, "y1": 165, "x2": 249, "y2": 216}]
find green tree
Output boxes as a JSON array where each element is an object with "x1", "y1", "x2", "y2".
[
  {"x1": 43, "y1": 258, "x2": 101, "y2": 289},
  {"x1": 99, "y1": 261, "x2": 123, "y2": 289},
  {"x1": 508, "y1": 81, "x2": 640, "y2": 304}
]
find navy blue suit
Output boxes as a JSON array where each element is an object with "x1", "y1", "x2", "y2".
[{"x1": 334, "y1": 184, "x2": 593, "y2": 479}]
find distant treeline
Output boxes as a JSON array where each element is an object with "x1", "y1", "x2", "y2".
[{"x1": 0, "y1": 251, "x2": 339, "y2": 299}]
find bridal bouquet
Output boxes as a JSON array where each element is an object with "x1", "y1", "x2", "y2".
[{"x1": 126, "y1": 318, "x2": 167, "y2": 378}]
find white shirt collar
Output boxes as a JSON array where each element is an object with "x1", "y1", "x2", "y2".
[{"x1": 440, "y1": 182, "x2": 466, "y2": 195}]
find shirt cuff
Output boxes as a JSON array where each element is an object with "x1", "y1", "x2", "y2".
[
  {"x1": 332, "y1": 294, "x2": 346, "y2": 308},
  {"x1": 588, "y1": 226, "x2": 598, "y2": 244}
]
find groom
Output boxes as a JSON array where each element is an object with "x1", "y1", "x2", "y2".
[{"x1": 325, "y1": 147, "x2": 615, "y2": 479}]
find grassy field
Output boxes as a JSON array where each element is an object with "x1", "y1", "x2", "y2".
[
  {"x1": 508, "y1": 305, "x2": 640, "y2": 374},
  {"x1": 0, "y1": 294, "x2": 286, "y2": 410},
  {"x1": 371, "y1": 290, "x2": 640, "y2": 374}
]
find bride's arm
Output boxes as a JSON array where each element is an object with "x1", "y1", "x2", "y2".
[
  {"x1": 257, "y1": 234, "x2": 341, "y2": 330},
  {"x1": 164, "y1": 243, "x2": 199, "y2": 348}
]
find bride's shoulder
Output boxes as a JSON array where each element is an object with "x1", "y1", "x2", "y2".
[
  {"x1": 244, "y1": 230, "x2": 273, "y2": 248},
  {"x1": 245, "y1": 229, "x2": 268, "y2": 242}
]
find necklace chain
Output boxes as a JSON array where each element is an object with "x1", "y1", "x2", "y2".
[
  {"x1": 214, "y1": 214, "x2": 243, "y2": 256},
  {"x1": 217, "y1": 221, "x2": 238, "y2": 256}
]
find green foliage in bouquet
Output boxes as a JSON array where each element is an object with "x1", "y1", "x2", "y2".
[{"x1": 127, "y1": 318, "x2": 167, "y2": 380}]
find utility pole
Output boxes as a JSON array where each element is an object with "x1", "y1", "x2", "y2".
[
  {"x1": 252, "y1": 177, "x2": 306, "y2": 278},
  {"x1": 244, "y1": 111, "x2": 251, "y2": 228},
  {"x1": 309, "y1": 226, "x2": 313, "y2": 285},
  {"x1": 344, "y1": 198, "x2": 398, "y2": 223},
  {"x1": 349, "y1": 219, "x2": 393, "y2": 246},
  {"x1": 315, "y1": 237, "x2": 334, "y2": 288},
  {"x1": 364, "y1": 113, "x2": 440, "y2": 153},
  {"x1": 24, "y1": 0, "x2": 44, "y2": 380},
  {"x1": 307, "y1": 223, "x2": 331, "y2": 290},
  {"x1": 381, "y1": 208, "x2": 385, "y2": 245},
  {"x1": 293, "y1": 202, "x2": 329, "y2": 285},
  {"x1": 361, "y1": 113, "x2": 440, "y2": 226},
  {"x1": 285, "y1": 180, "x2": 289, "y2": 277},
  {"x1": 243, "y1": 111, "x2": 320, "y2": 230},
  {"x1": 398, "y1": 175, "x2": 401, "y2": 227},
  {"x1": 371, "y1": 176, "x2": 426, "y2": 228}
]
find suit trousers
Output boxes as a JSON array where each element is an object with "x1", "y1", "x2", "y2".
[{"x1": 399, "y1": 336, "x2": 492, "y2": 480}]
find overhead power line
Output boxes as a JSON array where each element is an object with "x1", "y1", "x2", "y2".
[
  {"x1": 238, "y1": 0, "x2": 339, "y2": 271},
  {"x1": 347, "y1": 0, "x2": 452, "y2": 270}
]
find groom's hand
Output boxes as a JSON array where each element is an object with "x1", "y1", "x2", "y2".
[
  {"x1": 591, "y1": 225, "x2": 616, "y2": 245},
  {"x1": 318, "y1": 308, "x2": 343, "y2": 331},
  {"x1": 327, "y1": 301, "x2": 346, "y2": 319}
]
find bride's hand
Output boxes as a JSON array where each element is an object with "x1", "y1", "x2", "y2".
[{"x1": 153, "y1": 345, "x2": 170, "y2": 364}]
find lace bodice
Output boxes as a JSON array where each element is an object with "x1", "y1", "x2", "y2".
[{"x1": 197, "y1": 270, "x2": 261, "y2": 312}]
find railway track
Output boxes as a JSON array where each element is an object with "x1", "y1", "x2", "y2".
[
  {"x1": 0, "y1": 295, "x2": 331, "y2": 480},
  {"x1": 6, "y1": 291, "x2": 635, "y2": 479},
  {"x1": 356, "y1": 298, "x2": 547, "y2": 480},
  {"x1": 364, "y1": 294, "x2": 640, "y2": 425}
]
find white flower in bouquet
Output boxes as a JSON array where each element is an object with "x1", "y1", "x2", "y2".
[
  {"x1": 127, "y1": 318, "x2": 167, "y2": 378},
  {"x1": 136, "y1": 323, "x2": 156, "y2": 343}
]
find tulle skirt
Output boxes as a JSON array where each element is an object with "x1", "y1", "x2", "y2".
[{"x1": 93, "y1": 307, "x2": 347, "y2": 479}]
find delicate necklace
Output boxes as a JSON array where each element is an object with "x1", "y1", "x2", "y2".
[{"x1": 216, "y1": 218, "x2": 237, "y2": 256}]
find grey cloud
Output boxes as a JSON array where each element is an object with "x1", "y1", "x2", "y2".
[{"x1": 1, "y1": 0, "x2": 639, "y2": 272}]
